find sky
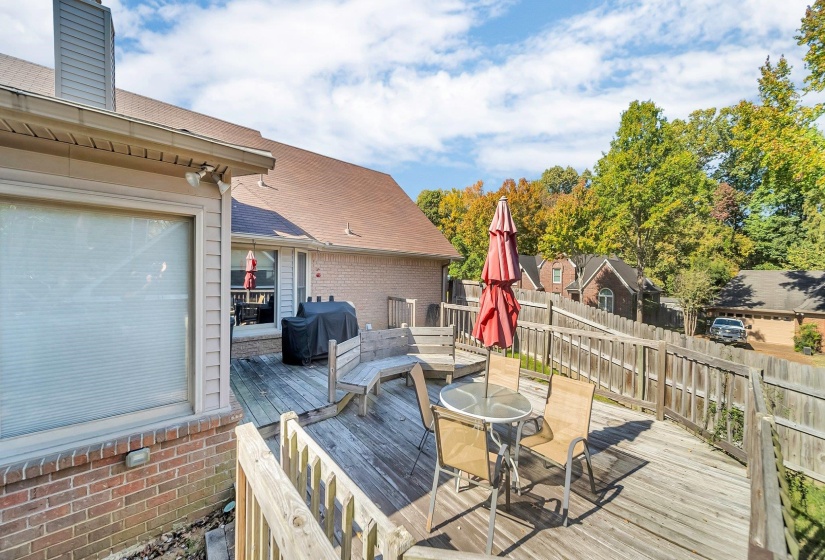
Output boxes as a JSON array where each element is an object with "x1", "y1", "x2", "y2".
[{"x1": 0, "y1": 0, "x2": 817, "y2": 199}]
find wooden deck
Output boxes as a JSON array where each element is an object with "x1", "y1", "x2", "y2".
[
  {"x1": 230, "y1": 350, "x2": 487, "y2": 436},
  {"x1": 230, "y1": 352, "x2": 750, "y2": 559}
]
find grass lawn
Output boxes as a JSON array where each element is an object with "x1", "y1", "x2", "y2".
[
  {"x1": 810, "y1": 353, "x2": 825, "y2": 368},
  {"x1": 788, "y1": 471, "x2": 825, "y2": 559}
]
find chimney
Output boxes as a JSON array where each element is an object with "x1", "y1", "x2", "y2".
[{"x1": 53, "y1": 0, "x2": 115, "y2": 111}]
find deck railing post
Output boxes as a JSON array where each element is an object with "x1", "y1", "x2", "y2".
[
  {"x1": 328, "y1": 340, "x2": 337, "y2": 403},
  {"x1": 656, "y1": 341, "x2": 667, "y2": 421},
  {"x1": 439, "y1": 302, "x2": 445, "y2": 328}
]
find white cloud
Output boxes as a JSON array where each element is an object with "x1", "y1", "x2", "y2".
[{"x1": 0, "y1": 0, "x2": 814, "y2": 189}]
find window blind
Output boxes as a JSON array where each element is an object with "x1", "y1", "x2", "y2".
[{"x1": 0, "y1": 201, "x2": 192, "y2": 439}]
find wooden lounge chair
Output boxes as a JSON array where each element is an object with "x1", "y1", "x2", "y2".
[
  {"x1": 408, "y1": 364, "x2": 434, "y2": 475},
  {"x1": 426, "y1": 406, "x2": 510, "y2": 555},
  {"x1": 514, "y1": 374, "x2": 597, "y2": 526}
]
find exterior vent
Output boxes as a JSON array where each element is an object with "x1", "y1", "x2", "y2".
[{"x1": 53, "y1": 0, "x2": 115, "y2": 111}]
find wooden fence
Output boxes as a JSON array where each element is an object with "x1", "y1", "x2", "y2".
[
  {"x1": 388, "y1": 297, "x2": 417, "y2": 328},
  {"x1": 451, "y1": 282, "x2": 825, "y2": 481}
]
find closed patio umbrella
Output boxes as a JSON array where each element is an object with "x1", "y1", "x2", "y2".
[
  {"x1": 472, "y1": 196, "x2": 521, "y2": 397},
  {"x1": 244, "y1": 250, "x2": 257, "y2": 291}
]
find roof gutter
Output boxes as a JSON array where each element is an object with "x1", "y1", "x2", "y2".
[
  {"x1": 0, "y1": 85, "x2": 275, "y2": 175},
  {"x1": 231, "y1": 232, "x2": 458, "y2": 260}
]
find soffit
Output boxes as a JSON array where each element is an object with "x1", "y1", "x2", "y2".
[{"x1": 0, "y1": 85, "x2": 274, "y2": 177}]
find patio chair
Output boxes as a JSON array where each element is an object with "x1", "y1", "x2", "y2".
[
  {"x1": 488, "y1": 353, "x2": 541, "y2": 443},
  {"x1": 426, "y1": 406, "x2": 510, "y2": 555},
  {"x1": 408, "y1": 364, "x2": 434, "y2": 476},
  {"x1": 514, "y1": 374, "x2": 596, "y2": 527}
]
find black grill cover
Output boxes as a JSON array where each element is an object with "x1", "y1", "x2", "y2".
[{"x1": 281, "y1": 301, "x2": 358, "y2": 365}]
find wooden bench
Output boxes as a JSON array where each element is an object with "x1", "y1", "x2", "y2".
[{"x1": 328, "y1": 326, "x2": 456, "y2": 416}]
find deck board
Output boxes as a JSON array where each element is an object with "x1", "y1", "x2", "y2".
[
  {"x1": 230, "y1": 352, "x2": 749, "y2": 558},
  {"x1": 303, "y1": 376, "x2": 750, "y2": 559}
]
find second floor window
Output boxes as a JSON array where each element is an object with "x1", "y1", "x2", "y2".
[{"x1": 552, "y1": 267, "x2": 562, "y2": 284}]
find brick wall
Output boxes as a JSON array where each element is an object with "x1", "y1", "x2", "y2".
[
  {"x1": 539, "y1": 258, "x2": 576, "y2": 297},
  {"x1": 582, "y1": 267, "x2": 636, "y2": 319},
  {"x1": 0, "y1": 401, "x2": 243, "y2": 560},
  {"x1": 801, "y1": 316, "x2": 825, "y2": 337},
  {"x1": 311, "y1": 252, "x2": 446, "y2": 329}
]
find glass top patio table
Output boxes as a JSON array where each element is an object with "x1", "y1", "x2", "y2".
[{"x1": 439, "y1": 382, "x2": 532, "y2": 424}]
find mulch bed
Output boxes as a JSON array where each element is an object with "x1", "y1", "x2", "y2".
[{"x1": 120, "y1": 505, "x2": 235, "y2": 560}]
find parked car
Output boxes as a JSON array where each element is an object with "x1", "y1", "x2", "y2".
[{"x1": 708, "y1": 317, "x2": 750, "y2": 345}]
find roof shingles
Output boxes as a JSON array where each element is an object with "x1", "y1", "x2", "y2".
[
  {"x1": 0, "y1": 53, "x2": 459, "y2": 260},
  {"x1": 715, "y1": 270, "x2": 825, "y2": 313}
]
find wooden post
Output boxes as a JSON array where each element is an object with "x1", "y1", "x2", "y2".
[
  {"x1": 235, "y1": 429, "x2": 248, "y2": 560},
  {"x1": 439, "y1": 302, "x2": 445, "y2": 327},
  {"x1": 635, "y1": 343, "x2": 645, "y2": 405},
  {"x1": 328, "y1": 340, "x2": 337, "y2": 404},
  {"x1": 280, "y1": 411, "x2": 299, "y2": 478},
  {"x1": 656, "y1": 341, "x2": 667, "y2": 421}
]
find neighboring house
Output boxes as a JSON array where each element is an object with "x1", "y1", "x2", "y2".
[
  {"x1": 531, "y1": 255, "x2": 661, "y2": 320},
  {"x1": 517, "y1": 254, "x2": 544, "y2": 291},
  {"x1": 0, "y1": 60, "x2": 460, "y2": 340},
  {"x1": 710, "y1": 270, "x2": 825, "y2": 346},
  {"x1": 0, "y1": 0, "x2": 275, "y2": 555}
]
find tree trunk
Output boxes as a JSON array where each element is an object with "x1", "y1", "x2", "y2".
[
  {"x1": 684, "y1": 309, "x2": 697, "y2": 336},
  {"x1": 636, "y1": 265, "x2": 645, "y2": 323}
]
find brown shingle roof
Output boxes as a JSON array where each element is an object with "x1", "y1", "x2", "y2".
[
  {"x1": 0, "y1": 54, "x2": 459, "y2": 259},
  {"x1": 715, "y1": 270, "x2": 825, "y2": 312}
]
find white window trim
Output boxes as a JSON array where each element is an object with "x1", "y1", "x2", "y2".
[
  {"x1": 293, "y1": 250, "x2": 311, "y2": 314},
  {"x1": 0, "y1": 175, "x2": 205, "y2": 458},
  {"x1": 598, "y1": 288, "x2": 614, "y2": 314},
  {"x1": 552, "y1": 267, "x2": 562, "y2": 284}
]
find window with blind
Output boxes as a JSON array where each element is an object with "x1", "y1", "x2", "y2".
[{"x1": 0, "y1": 200, "x2": 193, "y2": 442}]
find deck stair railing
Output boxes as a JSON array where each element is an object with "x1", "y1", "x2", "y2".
[
  {"x1": 279, "y1": 411, "x2": 417, "y2": 560},
  {"x1": 236, "y1": 416, "x2": 498, "y2": 560},
  {"x1": 747, "y1": 370, "x2": 800, "y2": 559},
  {"x1": 388, "y1": 297, "x2": 417, "y2": 328}
]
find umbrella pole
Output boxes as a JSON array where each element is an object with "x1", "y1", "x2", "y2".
[{"x1": 484, "y1": 347, "x2": 491, "y2": 398}]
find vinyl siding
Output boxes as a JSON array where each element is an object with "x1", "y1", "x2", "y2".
[
  {"x1": 53, "y1": 0, "x2": 115, "y2": 110},
  {"x1": 280, "y1": 247, "x2": 294, "y2": 319},
  {"x1": 0, "y1": 140, "x2": 227, "y2": 417}
]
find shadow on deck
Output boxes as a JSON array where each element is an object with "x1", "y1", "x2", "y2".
[{"x1": 230, "y1": 352, "x2": 750, "y2": 559}]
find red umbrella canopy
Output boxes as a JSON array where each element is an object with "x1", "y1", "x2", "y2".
[
  {"x1": 244, "y1": 250, "x2": 257, "y2": 290},
  {"x1": 472, "y1": 196, "x2": 521, "y2": 349}
]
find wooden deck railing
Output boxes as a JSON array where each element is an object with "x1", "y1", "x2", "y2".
[
  {"x1": 279, "y1": 411, "x2": 416, "y2": 560},
  {"x1": 440, "y1": 301, "x2": 799, "y2": 559},
  {"x1": 388, "y1": 297, "x2": 417, "y2": 328},
  {"x1": 235, "y1": 423, "x2": 338, "y2": 559},
  {"x1": 747, "y1": 369, "x2": 800, "y2": 560},
  {"x1": 236, "y1": 417, "x2": 494, "y2": 560}
]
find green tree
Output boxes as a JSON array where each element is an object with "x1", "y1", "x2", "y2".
[
  {"x1": 593, "y1": 100, "x2": 713, "y2": 321},
  {"x1": 673, "y1": 268, "x2": 721, "y2": 336},
  {"x1": 416, "y1": 189, "x2": 444, "y2": 227},
  {"x1": 534, "y1": 165, "x2": 582, "y2": 195},
  {"x1": 788, "y1": 209, "x2": 825, "y2": 268},
  {"x1": 539, "y1": 182, "x2": 603, "y2": 287},
  {"x1": 798, "y1": 0, "x2": 825, "y2": 96},
  {"x1": 495, "y1": 178, "x2": 548, "y2": 257}
]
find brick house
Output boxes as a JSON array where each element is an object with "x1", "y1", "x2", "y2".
[
  {"x1": 529, "y1": 255, "x2": 661, "y2": 320},
  {"x1": 709, "y1": 270, "x2": 825, "y2": 346},
  {"x1": 0, "y1": 52, "x2": 459, "y2": 360},
  {"x1": 0, "y1": 0, "x2": 275, "y2": 556}
]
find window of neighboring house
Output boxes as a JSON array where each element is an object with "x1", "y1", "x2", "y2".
[
  {"x1": 552, "y1": 267, "x2": 562, "y2": 284},
  {"x1": 295, "y1": 250, "x2": 308, "y2": 310},
  {"x1": 231, "y1": 249, "x2": 278, "y2": 306},
  {"x1": 598, "y1": 288, "x2": 614, "y2": 313},
  {"x1": 0, "y1": 199, "x2": 193, "y2": 447}
]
